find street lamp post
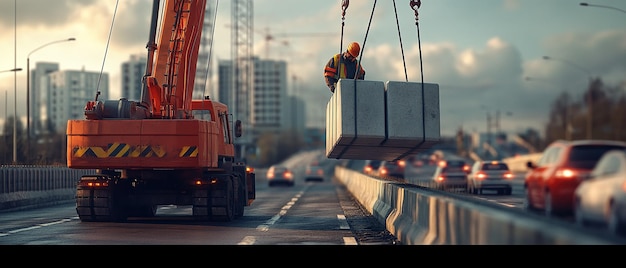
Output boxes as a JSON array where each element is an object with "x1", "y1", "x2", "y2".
[
  {"x1": 542, "y1": 55, "x2": 594, "y2": 139},
  {"x1": 1, "y1": 68, "x2": 23, "y2": 164},
  {"x1": 580, "y1": 2, "x2": 626, "y2": 14},
  {"x1": 26, "y1": 37, "x2": 75, "y2": 163}
]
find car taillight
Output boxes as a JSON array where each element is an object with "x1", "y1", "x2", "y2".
[
  {"x1": 317, "y1": 170, "x2": 324, "y2": 175},
  {"x1": 380, "y1": 168, "x2": 388, "y2": 175},
  {"x1": 476, "y1": 172, "x2": 487, "y2": 180},
  {"x1": 554, "y1": 168, "x2": 577, "y2": 179},
  {"x1": 463, "y1": 165, "x2": 470, "y2": 173},
  {"x1": 78, "y1": 181, "x2": 109, "y2": 187},
  {"x1": 503, "y1": 172, "x2": 514, "y2": 179},
  {"x1": 398, "y1": 160, "x2": 406, "y2": 167},
  {"x1": 364, "y1": 166, "x2": 373, "y2": 173},
  {"x1": 267, "y1": 173, "x2": 275, "y2": 179},
  {"x1": 284, "y1": 171, "x2": 293, "y2": 179},
  {"x1": 436, "y1": 176, "x2": 445, "y2": 182}
]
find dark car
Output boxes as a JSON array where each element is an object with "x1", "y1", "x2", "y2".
[
  {"x1": 525, "y1": 139, "x2": 626, "y2": 216},
  {"x1": 438, "y1": 159, "x2": 470, "y2": 173},
  {"x1": 376, "y1": 160, "x2": 406, "y2": 179},
  {"x1": 363, "y1": 160, "x2": 383, "y2": 176},
  {"x1": 431, "y1": 159, "x2": 470, "y2": 191},
  {"x1": 305, "y1": 163, "x2": 325, "y2": 182}
]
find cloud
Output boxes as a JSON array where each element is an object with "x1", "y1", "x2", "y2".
[
  {"x1": 1, "y1": 0, "x2": 625, "y2": 139},
  {"x1": 0, "y1": 0, "x2": 98, "y2": 28}
]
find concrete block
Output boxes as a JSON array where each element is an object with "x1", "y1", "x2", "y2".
[
  {"x1": 384, "y1": 81, "x2": 424, "y2": 147},
  {"x1": 423, "y1": 83, "x2": 441, "y2": 147},
  {"x1": 384, "y1": 81, "x2": 440, "y2": 149},
  {"x1": 330, "y1": 145, "x2": 428, "y2": 161},
  {"x1": 326, "y1": 79, "x2": 386, "y2": 159},
  {"x1": 326, "y1": 79, "x2": 441, "y2": 161},
  {"x1": 350, "y1": 79, "x2": 385, "y2": 146}
]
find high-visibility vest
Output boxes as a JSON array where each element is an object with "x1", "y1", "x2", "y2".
[{"x1": 326, "y1": 53, "x2": 365, "y2": 80}]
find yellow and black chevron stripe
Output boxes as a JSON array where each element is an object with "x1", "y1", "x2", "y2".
[
  {"x1": 179, "y1": 146, "x2": 198, "y2": 157},
  {"x1": 72, "y1": 143, "x2": 198, "y2": 158}
]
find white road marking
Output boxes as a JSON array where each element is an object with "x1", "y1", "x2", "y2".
[
  {"x1": 337, "y1": 214, "x2": 350, "y2": 230},
  {"x1": 241, "y1": 190, "x2": 307, "y2": 245},
  {"x1": 343, "y1": 236, "x2": 358, "y2": 245},
  {"x1": 238, "y1": 236, "x2": 256, "y2": 245},
  {"x1": 0, "y1": 217, "x2": 76, "y2": 237},
  {"x1": 242, "y1": 186, "x2": 358, "y2": 245}
]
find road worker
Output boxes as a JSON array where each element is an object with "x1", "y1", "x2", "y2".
[{"x1": 323, "y1": 41, "x2": 366, "y2": 93}]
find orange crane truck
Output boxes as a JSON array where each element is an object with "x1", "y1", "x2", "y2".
[{"x1": 66, "y1": 0, "x2": 255, "y2": 222}]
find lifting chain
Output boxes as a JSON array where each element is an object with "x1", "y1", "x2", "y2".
[
  {"x1": 409, "y1": 0, "x2": 423, "y2": 84},
  {"x1": 340, "y1": 0, "x2": 349, "y2": 54},
  {"x1": 410, "y1": 0, "x2": 421, "y2": 22}
]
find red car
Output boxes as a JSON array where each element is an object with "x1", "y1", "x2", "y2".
[{"x1": 524, "y1": 139, "x2": 626, "y2": 216}]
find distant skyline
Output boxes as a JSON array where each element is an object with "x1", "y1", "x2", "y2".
[{"x1": 1, "y1": 0, "x2": 625, "y2": 137}]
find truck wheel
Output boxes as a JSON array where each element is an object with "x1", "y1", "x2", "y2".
[
  {"x1": 234, "y1": 179, "x2": 246, "y2": 219},
  {"x1": 192, "y1": 188, "x2": 211, "y2": 221},
  {"x1": 211, "y1": 178, "x2": 234, "y2": 222},
  {"x1": 76, "y1": 177, "x2": 128, "y2": 222}
]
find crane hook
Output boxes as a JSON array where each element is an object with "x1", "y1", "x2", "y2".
[
  {"x1": 409, "y1": 0, "x2": 421, "y2": 19},
  {"x1": 342, "y1": 0, "x2": 349, "y2": 17}
]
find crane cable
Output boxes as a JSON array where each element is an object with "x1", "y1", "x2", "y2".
[
  {"x1": 410, "y1": 0, "x2": 423, "y2": 86},
  {"x1": 199, "y1": 0, "x2": 219, "y2": 116},
  {"x1": 393, "y1": 0, "x2": 408, "y2": 82},
  {"x1": 95, "y1": 0, "x2": 120, "y2": 102},
  {"x1": 397, "y1": 0, "x2": 426, "y2": 161},
  {"x1": 355, "y1": 0, "x2": 377, "y2": 81}
]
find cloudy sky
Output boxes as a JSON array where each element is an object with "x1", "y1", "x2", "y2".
[{"x1": 0, "y1": 0, "x2": 625, "y2": 137}]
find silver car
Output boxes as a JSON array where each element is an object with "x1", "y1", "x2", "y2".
[
  {"x1": 574, "y1": 149, "x2": 626, "y2": 236},
  {"x1": 467, "y1": 161, "x2": 514, "y2": 195}
]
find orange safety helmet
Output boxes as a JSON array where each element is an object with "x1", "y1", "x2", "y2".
[{"x1": 347, "y1": 42, "x2": 360, "y2": 58}]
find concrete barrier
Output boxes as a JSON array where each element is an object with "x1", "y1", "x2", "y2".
[
  {"x1": 0, "y1": 166, "x2": 95, "y2": 211},
  {"x1": 335, "y1": 166, "x2": 620, "y2": 244}
]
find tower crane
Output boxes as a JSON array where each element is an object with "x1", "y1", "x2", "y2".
[
  {"x1": 225, "y1": 24, "x2": 333, "y2": 59},
  {"x1": 256, "y1": 27, "x2": 334, "y2": 59}
]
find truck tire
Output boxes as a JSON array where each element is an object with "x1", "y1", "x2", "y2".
[
  {"x1": 210, "y1": 178, "x2": 234, "y2": 222},
  {"x1": 76, "y1": 176, "x2": 128, "y2": 222},
  {"x1": 234, "y1": 177, "x2": 246, "y2": 219},
  {"x1": 192, "y1": 188, "x2": 211, "y2": 221}
]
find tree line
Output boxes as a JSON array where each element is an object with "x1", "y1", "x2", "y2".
[{"x1": 455, "y1": 77, "x2": 625, "y2": 158}]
